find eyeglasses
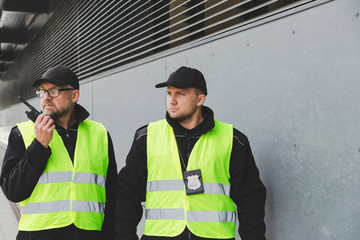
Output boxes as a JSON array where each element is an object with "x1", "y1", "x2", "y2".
[{"x1": 36, "y1": 88, "x2": 75, "y2": 98}]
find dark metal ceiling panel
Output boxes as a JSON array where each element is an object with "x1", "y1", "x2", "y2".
[
  {"x1": 0, "y1": 29, "x2": 27, "y2": 44},
  {"x1": 3, "y1": 0, "x2": 50, "y2": 13},
  {"x1": 0, "y1": 1, "x2": 53, "y2": 80}
]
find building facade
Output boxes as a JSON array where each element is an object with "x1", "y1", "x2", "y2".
[{"x1": 1, "y1": 0, "x2": 360, "y2": 239}]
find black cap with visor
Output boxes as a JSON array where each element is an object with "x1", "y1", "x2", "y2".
[
  {"x1": 32, "y1": 65, "x2": 79, "y2": 90},
  {"x1": 155, "y1": 66, "x2": 207, "y2": 95}
]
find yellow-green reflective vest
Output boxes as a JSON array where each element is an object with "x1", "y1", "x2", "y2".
[
  {"x1": 17, "y1": 119, "x2": 108, "y2": 231},
  {"x1": 145, "y1": 119, "x2": 236, "y2": 238}
]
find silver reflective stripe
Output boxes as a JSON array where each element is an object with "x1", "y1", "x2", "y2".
[
  {"x1": 37, "y1": 171, "x2": 73, "y2": 184},
  {"x1": 203, "y1": 182, "x2": 230, "y2": 196},
  {"x1": 147, "y1": 180, "x2": 230, "y2": 196},
  {"x1": 187, "y1": 210, "x2": 236, "y2": 222},
  {"x1": 147, "y1": 179, "x2": 184, "y2": 192},
  {"x1": 37, "y1": 171, "x2": 106, "y2": 187},
  {"x1": 21, "y1": 200, "x2": 105, "y2": 214},
  {"x1": 145, "y1": 208, "x2": 185, "y2": 220},
  {"x1": 21, "y1": 200, "x2": 70, "y2": 214},
  {"x1": 72, "y1": 201, "x2": 105, "y2": 213},
  {"x1": 73, "y1": 172, "x2": 106, "y2": 187}
]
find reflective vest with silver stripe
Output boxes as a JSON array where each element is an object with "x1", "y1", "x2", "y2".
[
  {"x1": 17, "y1": 119, "x2": 108, "y2": 231},
  {"x1": 145, "y1": 119, "x2": 236, "y2": 238}
]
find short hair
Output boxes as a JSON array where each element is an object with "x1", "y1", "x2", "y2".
[{"x1": 195, "y1": 88, "x2": 205, "y2": 96}]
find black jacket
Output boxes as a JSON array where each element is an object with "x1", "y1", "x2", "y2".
[
  {"x1": 0, "y1": 104, "x2": 117, "y2": 240},
  {"x1": 116, "y1": 106, "x2": 266, "y2": 240}
]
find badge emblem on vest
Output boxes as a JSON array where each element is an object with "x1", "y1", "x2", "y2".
[
  {"x1": 183, "y1": 169, "x2": 204, "y2": 195},
  {"x1": 187, "y1": 175, "x2": 201, "y2": 190}
]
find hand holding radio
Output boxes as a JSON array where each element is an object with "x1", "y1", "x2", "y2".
[
  {"x1": 34, "y1": 113, "x2": 55, "y2": 148},
  {"x1": 18, "y1": 96, "x2": 55, "y2": 148}
]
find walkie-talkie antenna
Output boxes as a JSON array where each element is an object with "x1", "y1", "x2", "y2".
[
  {"x1": 18, "y1": 96, "x2": 41, "y2": 122},
  {"x1": 18, "y1": 96, "x2": 36, "y2": 110}
]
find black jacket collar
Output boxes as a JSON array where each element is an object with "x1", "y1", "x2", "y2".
[{"x1": 166, "y1": 106, "x2": 215, "y2": 137}]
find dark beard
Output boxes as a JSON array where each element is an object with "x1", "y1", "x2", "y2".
[
  {"x1": 43, "y1": 102, "x2": 72, "y2": 121},
  {"x1": 49, "y1": 107, "x2": 71, "y2": 120},
  {"x1": 170, "y1": 107, "x2": 198, "y2": 125},
  {"x1": 173, "y1": 115, "x2": 189, "y2": 123}
]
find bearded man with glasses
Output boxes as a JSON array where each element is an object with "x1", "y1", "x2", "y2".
[{"x1": 0, "y1": 65, "x2": 117, "y2": 240}]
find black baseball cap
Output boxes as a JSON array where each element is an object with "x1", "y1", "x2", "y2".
[
  {"x1": 155, "y1": 66, "x2": 207, "y2": 95},
  {"x1": 32, "y1": 65, "x2": 79, "y2": 90}
]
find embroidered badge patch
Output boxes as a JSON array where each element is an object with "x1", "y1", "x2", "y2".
[{"x1": 183, "y1": 169, "x2": 204, "y2": 195}]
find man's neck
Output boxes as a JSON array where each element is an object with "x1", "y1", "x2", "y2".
[{"x1": 55, "y1": 111, "x2": 76, "y2": 130}]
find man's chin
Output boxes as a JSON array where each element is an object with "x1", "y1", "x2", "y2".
[
  {"x1": 43, "y1": 110, "x2": 56, "y2": 119},
  {"x1": 169, "y1": 114, "x2": 186, "y2": 122},
  {"x1": 168, "y1": 113, "x2": 179, "y2": 120}
]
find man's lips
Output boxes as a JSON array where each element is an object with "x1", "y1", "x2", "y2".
[{"x1": 44, "y1": 104, "x2": 55, "y2": 108}]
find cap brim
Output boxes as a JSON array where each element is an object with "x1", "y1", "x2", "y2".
[{"x1": 155, "y1": 82, "x2": 168, "y2": 88}]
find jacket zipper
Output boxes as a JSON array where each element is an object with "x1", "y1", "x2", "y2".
[{"x1": 187, "y1": 135, "x2": 191, "y2": 160}]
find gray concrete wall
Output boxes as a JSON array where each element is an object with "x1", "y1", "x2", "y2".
[{"x1": 0, "y1": 0, "x2": 359, "y2": 239}]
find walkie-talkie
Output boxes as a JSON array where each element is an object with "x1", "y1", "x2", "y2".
[{"x1": 18, "y1": 96, "x2": 41, "y2": 122}]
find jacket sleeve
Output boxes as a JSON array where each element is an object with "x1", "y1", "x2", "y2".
[
  {"x1": 0, "y1": 126, "x2": 51, "y2": 202},
  {"x1": 102, "y1": 132, "x2": 118, "y2": 240},
  {"x1": 115, "y1": 126, "x2": 148, "y2": 240},
  {"x1": 229, "y1": 129, "x2": 266, "y2": 240}
]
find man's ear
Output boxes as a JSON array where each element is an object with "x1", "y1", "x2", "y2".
[
  {"x1": 72, "y1": 90, "x2": 80, "y2": 103},
  {"x1": 197, "y1": 94, "x2": 206, "y2": 107}
]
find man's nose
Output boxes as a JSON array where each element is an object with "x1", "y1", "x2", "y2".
[
  {"x1": 168, "y1": 95, "x2": 177, "y2": 104},
  {"x1": 43, "y1": 91, "x2": 52, "y2": 99}
]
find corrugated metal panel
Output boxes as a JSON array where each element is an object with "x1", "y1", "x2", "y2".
[{"x1": 1, "y1": 0, "x2": 317, "y2": 108}]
